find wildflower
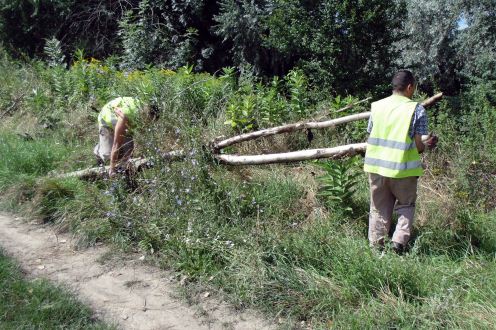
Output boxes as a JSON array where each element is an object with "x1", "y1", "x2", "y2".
[
  {"x1": 175, "y1": 128, "x2": 181, "y2": 135},
  {"x1": 105, "y1": 211, "x2": 114, "y2": 217},
  {"x1": 175, "y1": 196, "x2": 183, "y2": 206},
  {"x1": 191, "y1": 159, "x2": 198, "y2": 166}
]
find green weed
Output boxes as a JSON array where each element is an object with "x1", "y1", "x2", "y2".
[
  {"x1": 0, "y1": 249, "x2": 112, "y2": 329},
  {"x1": 0, "y1": 50, "x2": 495, "y2": 328}
]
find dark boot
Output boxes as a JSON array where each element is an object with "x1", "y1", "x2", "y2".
[{"x1": 392, "y1": 242, "x2": 405, "y2": 255}]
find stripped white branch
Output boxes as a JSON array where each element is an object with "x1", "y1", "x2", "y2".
[{"x1": 215, "y1": 143, "x2": 367, "y2": 165}]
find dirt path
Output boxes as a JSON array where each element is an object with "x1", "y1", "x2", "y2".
[{"x1": 0, "y1": 213, "x2": 274, "y2": 330}]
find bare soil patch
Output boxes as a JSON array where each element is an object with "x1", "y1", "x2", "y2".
[{"x1": 0, "y1": 213, "x2": 274, "y2": 330}]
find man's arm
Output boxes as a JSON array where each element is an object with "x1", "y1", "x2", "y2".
[
  {"x1": 109, "y1": 115, "x2": 128, "y2": 175},
  {"x1": 414, "y1": 134, "x2": 426, "y2": 153}
]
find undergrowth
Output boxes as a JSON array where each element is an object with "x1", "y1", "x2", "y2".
[
  {"x1": 0, "y1": 249, "x2": 112, "y2": 329},
  {"x1": 0, "y1": 48, "x2": 495, "y2": 328}
]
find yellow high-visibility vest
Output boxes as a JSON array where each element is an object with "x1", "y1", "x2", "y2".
[
  {"x1": 363, "y1": 94, "x2": 423, "y2": 178},
  {"x1": 98, "y1": 97, "x2": 141, "y2": 131}
]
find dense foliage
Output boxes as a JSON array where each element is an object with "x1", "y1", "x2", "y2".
[
  {"x1": 3, "y1": 0, "x2": 492, "y2": 95},
  {"x1": 1, "y1": 44, "x2": 496, "y2": 326},
  {"x1": 0, "y1": 0, "x2": 495, "y2": 328}
]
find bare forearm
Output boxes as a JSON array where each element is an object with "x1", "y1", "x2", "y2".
[
  {"x1": 109, "y1": 117, "x2": 127, "y2": 171},
  {"x1": 110, "y1": 142, "x2": 121, "y2": 169}
]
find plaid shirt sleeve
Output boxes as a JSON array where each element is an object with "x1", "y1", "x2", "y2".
[
  {"x1": 409, "y1": 104, "x2": 428, "y2": 138},
  {"x1": 367, "y1": 103, "x2": 428, "y2": 137}
]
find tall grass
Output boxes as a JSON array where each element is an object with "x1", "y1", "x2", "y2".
[
  {"x1": 1, "y1": 49, "x2": 495, "y2": 327},
  {"x1": 0, "y1": 249, "x2": 112, "y2": 329}
]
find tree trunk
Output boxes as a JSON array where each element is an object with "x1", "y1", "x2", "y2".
[
  {"x1": 211, "y1": 93, "x2": 443, "y2": 152},
  {"x1": 59, "y1": 93, "x2": 443, "y2": 176},
  {"x1": 215, "y1": 143, "x2": 367, "y2": 165},
  {"x1": 57, "y1": 150, "x2": 184, "y2": 180}
]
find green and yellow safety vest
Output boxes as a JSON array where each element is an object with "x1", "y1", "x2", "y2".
[
  {"x1": 98, "y1": 97, "x2": 141, "y2": 131},
  {"x1": 363, "y1": 94, "x2": 423, "y2": 178}
]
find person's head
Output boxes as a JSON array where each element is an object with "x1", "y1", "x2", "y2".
[
  {"x1": 142, "y1": 103, "x2": 160, "y2": 121},
  {"x1": 392, "y1": 70, "x2": 416, "y2": 98}
]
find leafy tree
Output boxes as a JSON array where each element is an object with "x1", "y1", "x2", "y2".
[
  {"x1": 214, "y1": 0, "x2": 290, "y2": 77},
  {"x1": 393, "y1": 0, "x2": 495, "y2": 94},
  {"x1": 263, "y1": 0, "x2": 406, "y2": 95},
  {"x1": 393, "y1": 0, "x2": 465, "y2": 95},
  {"x1": 0, "y1": 0, "x2": 134, "y2": 58},
  {"x1": 0, "y1": 0, "x2": 68, "y2": 56},
  {"x1": 457, "y1": 0, "x2": 496, "y2": 83},
  {"x1": 118, "y1": 0, "x2": 230, "y2": 71}
]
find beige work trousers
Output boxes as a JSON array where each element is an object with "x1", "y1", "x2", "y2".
[
  {"x1": 368, "y1": 173, "x2": 418, "y2": 246},
  {"x1": 93, "y1": 126, "x2": 134, "y2": 162}
]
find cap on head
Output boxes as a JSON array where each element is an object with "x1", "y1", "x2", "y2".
[{"x1": 392, "y1": 70, "x2": 416, "y2": 92}]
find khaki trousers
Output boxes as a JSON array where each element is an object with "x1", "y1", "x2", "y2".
[
  {"x1": 368, "y1": 173, "x2": 418, "y2": 246},
  {"x1": 93, "y1": 126, "x2": 134, "y2": 162}
]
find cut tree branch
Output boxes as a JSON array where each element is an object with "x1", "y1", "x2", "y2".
[
  {"x1": 211, "y1": 113, "x2": 371, "y2": 151},
  {"x1": 211, "y1": 93, "x2": 442, "y2": 152},
  {"x1": 56, "y1": 150, "x2": 184, "y2": 180},
  {"x1": 213, "y1": 93, "x2": 443, "y2": 165},
  {"x1": 59, "y1": 93, "x2": 444, "y2": 177},
  {"x1": 215, "y1": 143, "x2": 367, "y2": 165}
]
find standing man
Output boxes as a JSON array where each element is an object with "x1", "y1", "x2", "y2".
[
  {"x1": 94, "y1": 97, "x2": 143, "y2": 176},
  {"x1": 364, "y1": 70, "x2": 437, "y2": 254}
]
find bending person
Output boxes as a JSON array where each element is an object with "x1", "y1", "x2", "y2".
[{"x1": 94, "y1": 97, "x2": 144, "y2": 176}]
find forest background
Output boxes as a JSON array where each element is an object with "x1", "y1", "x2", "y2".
[{"x1": 0, "y1": 0, "x2": 496, "y2": 328}]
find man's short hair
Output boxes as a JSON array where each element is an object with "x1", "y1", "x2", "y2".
[
  {"x1": 392, "y1": 70, "x2": 416, "y2": 92},
  {"x1": 143, "y1": 103, "x2": 160, "y2": 120}
]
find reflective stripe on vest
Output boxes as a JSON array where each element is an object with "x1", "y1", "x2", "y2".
[
  {"x1": 367, "y1": 137, "x2": 416, "y2": 151},
  {"x1": 363, "y1": 94, "x2": 423, "y2": 178}
]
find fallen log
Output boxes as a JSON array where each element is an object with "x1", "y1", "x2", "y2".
[
  {"x1": 58, "y1": 93, "x2": 444, "y2": 177},
  {"x1": 56, "y1": 150, "x2": 184, "y2": 180},
  {"x1": 211, "y1": 93, "x2": 443, "y2": 152},
  {"x1": 215, "y1": 143, "x2": 367, "y2": 165},
  {"x1": 212, "y1": 112, "x2": 371, "y2": 151},
  {"x1": 420, "y1": 92, "x2": 444, "y2": 109}
]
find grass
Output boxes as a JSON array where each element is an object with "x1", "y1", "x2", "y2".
[
  {"x1": 0, "y1": 249, "x2": 112, "y2": 329},
  {"x1": 0, "y1": 51, "x2": 495, "y2": 328}
]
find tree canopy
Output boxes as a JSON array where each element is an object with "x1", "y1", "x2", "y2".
[{"x1": 0, "y1": 0, "x2": 494, "y2": 95}]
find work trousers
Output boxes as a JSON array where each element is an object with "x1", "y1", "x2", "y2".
[
  {"x1": 93, "y1": 126, "x2": 134, "y2": 162},
  {"x1": 368, "y1": 173, "x2": 418, "y2": 246}
]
